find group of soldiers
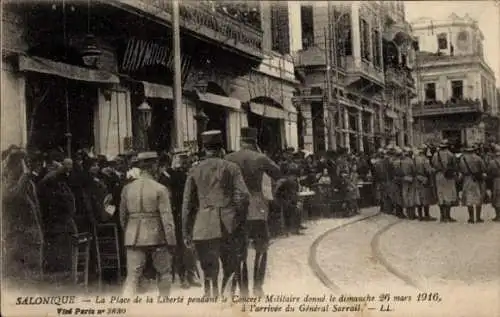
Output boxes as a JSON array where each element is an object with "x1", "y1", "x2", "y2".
[
  {"x1": 120, "y1": 127, "x2": 282, "y2": 298},
  {"x1": 371, "y1": 139, "x2": 500, "y2": 224}
]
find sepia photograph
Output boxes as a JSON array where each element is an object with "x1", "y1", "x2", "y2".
[{"x1": 1, "y1": 0, "x2": 499, "y2": 316}]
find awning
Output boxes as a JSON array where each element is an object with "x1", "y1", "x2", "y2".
[
  {"x1": 249, "y1": 102, "x2": 287, "y2": 119},
  {"x1": 198, "y1": 92, "x2": 241, "y2": 111},
  {"x1": 18, "y1": 55, "x2": 120, "y2": 84},
  {"x1": 142, "y1": 81, "x2": 173, "y2": 99}
]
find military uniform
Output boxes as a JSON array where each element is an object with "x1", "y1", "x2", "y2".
[
  {"x1": 182, "y1": 130, "x2": 249, "y2": 297},
  {"x1": 413, "y1": 148, "x2": 436, "y2": 221},
  {"x1": 486, "y1": 145, "x2": 500, "y2": 221},
  {"x1": 458, "y1": 147, "x2": 486, "y2": 223},
  {"x1": 120, "y1": 152, "x2": 176, "y2": 296},
  {"x1": 431, "y1": 140, "x2": 458, "y2": 222},
  {"x1": 388, "y1": 148, "x2": 406, "y2": 218},
  {"x1": 225, "y1": 127, "x2": 282, "y2": 297},
  {"x1": 371, "y1": 149, "x2": 391, "y2": 213}
]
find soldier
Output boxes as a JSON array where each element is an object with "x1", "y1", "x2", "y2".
[
  {"x1": 458, "y1": 145, "x2": 487, "y2": 223},
  {"x1": 371, "y1": 148, "x2": 390, "y2": 214},
  {"x1": 487, "y1": 144, "x2": 500, "y2": 222},
  {"x1": 431, "y1": 139, "x2": 458, "y2": 222},
  {"x1": 413, "y1": 146, "x2": 436, "y2": 221},
  {"x1": 120, "y1": 152, "x2": 176, "y2": 296},
  {"x1": 401, "y1": 147, "x2": 416, "y2": 220},
  {"x1": 388, "y1": 147, "x2": 407, "y2": 218},
  {"x1": 225, "y1": 127, "x2": 282, "y2": 297},
  {"x1": 182, "y1": 130, "x2": 249, "y2": 297}
]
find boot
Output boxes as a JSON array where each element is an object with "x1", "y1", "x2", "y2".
[
  {"x1": 253, "y1": 252, "x2": 267, "y2": 297},
  {"x1": 395, "y1": 207, "x2": 406, "y2": 219},
  {"x1": 493, "y1": 208, "x2": 500, "y2": 222},
  {"x1": 439, "y1": 207, "x2": 447, "y2": 223},
  {"x1": 407, "y1": 208, "x2": 417, "y2": 220},
  {"x1": 467, "y1": 208, "x2": 475, "y2": 224},
  {"x1": 423, "y1": 206, "x2": 436, "y2": 221},
  {"x1": 417, "y1": 207, "x2": 424, "y2": 221},
  {"x1": 203, "y1": 279, "x2": 211, "y2": 297},
  {"x1": 475, "y1": 207, "x2": 484, "y2": 223}
]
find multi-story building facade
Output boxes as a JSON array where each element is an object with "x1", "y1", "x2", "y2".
[
  {"x1": 411, "y1": 13, "x2": 499, "y2": 147},
  {"x1": 1, "y1": 1, "x2": 300, "y2": 155},
  {"x1": 293, "y1": 1, "x2": 417, "y2": 154}
]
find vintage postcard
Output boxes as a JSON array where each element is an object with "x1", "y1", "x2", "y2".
[{"x1": 1, "y1": 0, "x2": 499, "y2": 316}]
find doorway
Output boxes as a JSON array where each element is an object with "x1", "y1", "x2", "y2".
[
  {"x1": 26, "y1": 75, "x2": 98, "y2": 154},
  {"x1": 247, "y1": 112, "x2": 282, "y2": 154},
  {"x1": 203, "y1": 103, "x2": 228, "y2": 150},
  {"x1": 148, "y1": 98, "x2": 174, "y2": 152},
  {"x1": 442, "y1": 130, "x2": 462, "y2": 149}
]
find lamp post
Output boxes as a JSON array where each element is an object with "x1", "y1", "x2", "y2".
[
  {"x1": 80, "y1": 34, "x2": 102, "y2": 68},
  {"x1": 194, "y1": 107, "x2": 209, "y2": 152},
  {"x1": 138, "y1": 101, "x2": 152, "y2": 151}
]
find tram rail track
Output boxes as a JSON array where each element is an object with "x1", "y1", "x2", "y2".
[{"x1": 308, "y1": 211, "x2": 419, "y2": 293}]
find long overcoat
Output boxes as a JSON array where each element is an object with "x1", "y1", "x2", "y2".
[
  {"x1": 182, "y1": 157, "x2": 249, "y2": 241},
  {"x1": 413, "y1": 154, "x2": 436, "y2": 206},
  {"x1": 458, "y1": 153, "x2": 486, "y2": 206},
  {"x1": 487, "y1": 155, "x2": 500, "y2": 208},
  {"x1": 431, "y1": 149, "x2": 458, "y2": 206}
]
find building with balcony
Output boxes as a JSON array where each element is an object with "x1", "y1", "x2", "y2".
[
  {"x1": 2, "y1": 1, "x2": 300, "y2": 155},
  {"x1": 411, "y1": 13, "x2": 499, "y2": 147},
  {"x1": 292, "y1": 1, "x2": 416, "y2": 154}
]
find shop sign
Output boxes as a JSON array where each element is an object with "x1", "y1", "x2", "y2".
[{"x1": 120, "y1": 38, "x2": 192, "y2": 79}]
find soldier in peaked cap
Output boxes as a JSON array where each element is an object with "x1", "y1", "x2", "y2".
[
  {"x1": 431, "y1": 139, "x2": 458, "y2": 222},
  {"x1": 458, "y1": 144, "x2": 487, "y2": 223},
  {"x1": 120, "y1": 151, "x2": 177, "y2": 296},
  {"x1": 182, "y1": 130, "x2": 249, "y2": 297},
  {"x1": 225, "y1": 127, "x2": 282, "y2": 297}
]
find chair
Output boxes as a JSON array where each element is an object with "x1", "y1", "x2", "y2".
[
  {"x1": 95, "y1": 223, "x2": 122, "y2": 284},
  {"x1": 71, "y1": 232, "x2": 93, "y2": 291}
]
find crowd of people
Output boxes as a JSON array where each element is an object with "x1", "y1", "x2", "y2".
[
  {"x1": 3, "y1": 129, "x2": 499, "y2": 298},
  {"x1": 371, "y1": 139, "x2": 500, "y2": 223}
]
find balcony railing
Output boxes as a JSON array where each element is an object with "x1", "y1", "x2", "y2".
[
  {"x1": 412, "y1": 99, "x2": 482, "y2": 117},
  {"x1": 293, "y1": 47, "x2": 326, "y2": 68},
  {"x1": 345, "y1": 56, "x2": 385, "y2": 86},
  {"x1": 385, "y1": 67, "x2": 405, "y2": 86},
  {"x1": 138, "y1": 0, "x2": 263, "y2": 60}
]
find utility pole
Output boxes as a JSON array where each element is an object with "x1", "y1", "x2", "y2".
[
  {"x1": 172, "y1": 0, "x2": 184, "y2": 149},
  {"x1": 324, "y1": 27, "x2": 334, "y2": 150}
]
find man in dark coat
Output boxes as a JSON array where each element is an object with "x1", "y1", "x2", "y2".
[
  {"x1": 225, "y1": 127, "x2": 282, "y2": 297},
  {"x1": 158, "y1": 150, "x2": 201, "y2": 289},
  {"x1": 182, "y1": 130, "x2": 249, "y2": 297}
]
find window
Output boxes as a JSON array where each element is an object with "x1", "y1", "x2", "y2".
[
  {"x1": 337, "y1": 12, "x2": 352, "y2": 57},
  {"x1": 451, "y1": 80, "x2": 463, "y2": 100},
  {"x1": 360, "y1": 19, "x2": 371, "y2": 61},
  {"x1": 437, "y1": 33, "x2": 448, "y2": 50},
  {"x1": 271, "y1": 2, "x2": 290, "y2": 54},
  {"x1": 300, "y1": 5, "x2": 314, "y2": 49},
  {"x1": 372, "y1": 29, "x2": 381, "y2": 68},
  {"x1": 425, "y1": 83, "x2": 436, "y2": 100}
]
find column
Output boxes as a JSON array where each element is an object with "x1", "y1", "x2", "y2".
[
  {"x1": 300, "y1": 102, "x2": 314, "y2": 153},
  {"x1": 357, "y1": 110, "x2": 364, "y2": 152},
  {"x1": 323, "y1": 101, "x2": 331, "y2": 150},
  {"x1": 344, "y1": 108, "x2": 350, "y2": 151},
  {"x1": 227, "y1": 110, "x2": 241, "y2": 152},
  {"x1": 370, "y1": 112, "x2": 375, "y2": 149}
]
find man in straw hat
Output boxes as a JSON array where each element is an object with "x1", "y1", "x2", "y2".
[
  {"x1": 182, "y1": 130, "x2": 249, "y2": 297},
  {"x1": 486, "y1": 144, "x2": 500, "y2": 222},
  {"x1": 225, "y1": 127, "x2": 282, "y2": 297},
  {"x1": 431, "y1": 139, "x2": 458, "y2": 222},
  {"x1": 458, "y1": 144, "x2": 487, "y2": 223},
  {"x1": 120, "y1": 151, "x2": 176, "y2": 296},
  {"x1": 413, "y1": 145, "x2": 437, "y2": 221}
]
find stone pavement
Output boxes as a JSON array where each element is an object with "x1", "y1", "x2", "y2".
[
  {"x1": 315, "y1": 205, "x2": 500, "y2": 317},
  {"x1": 1, "y1": 209, "x2": 379, "y2": 317}
]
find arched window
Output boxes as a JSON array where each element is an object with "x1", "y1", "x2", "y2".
[{"x1": 437, "y1": 33, "x2": 448, "y2": 50}]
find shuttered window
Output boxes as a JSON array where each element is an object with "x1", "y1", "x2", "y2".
[{"x1": 270, "y1": 2, "x2": 290, "y2": 54}]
